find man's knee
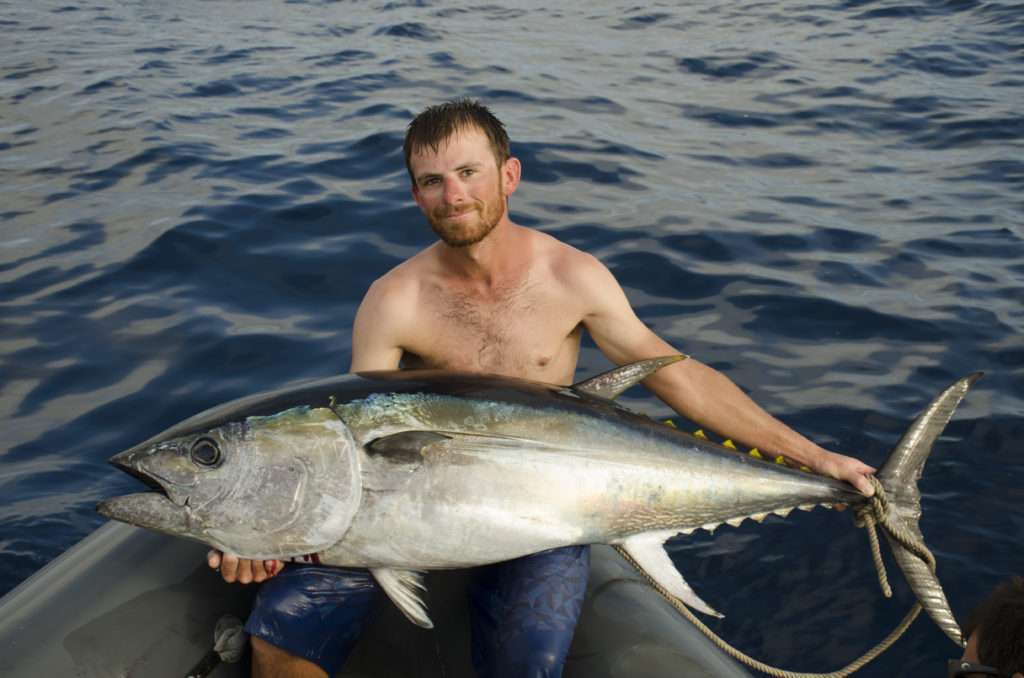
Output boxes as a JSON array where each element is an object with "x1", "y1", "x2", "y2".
[
  {"x1": 251, "y1": 636, "x2": 327, "y2": 678},
  {"x1": 244, "y1": 565, "x2": 377, "y2": 676}
]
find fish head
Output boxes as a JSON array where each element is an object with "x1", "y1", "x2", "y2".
[{"x1": 98, "y1": 405, "x2": 362, "y2": 559}]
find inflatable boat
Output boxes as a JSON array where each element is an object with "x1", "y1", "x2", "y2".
[{"x1": 0, "y1": 521, "x2": 751, "y2": 677}]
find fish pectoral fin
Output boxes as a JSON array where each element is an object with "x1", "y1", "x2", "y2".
[
  {"x1": 620, "y1": 535, "x2": 724, "y2": 619},
  {"x1": 366, "y1": 431, "x2": 450, "y2": 464},
  {"x1": 371, "y1": 567, "x2": 433, "y2": 629}
]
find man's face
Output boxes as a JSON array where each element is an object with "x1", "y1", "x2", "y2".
[{"x1": 409, "y1": 126, "x2": 511, "y2": 248}]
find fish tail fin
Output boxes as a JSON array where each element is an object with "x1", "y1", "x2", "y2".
[{"x1": 876, "y1": 372, "x2": 982, "y2": 647}]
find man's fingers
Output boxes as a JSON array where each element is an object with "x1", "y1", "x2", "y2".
[
  {"x1": 850, "y1": 471, "x2": 876, "y2": 497},
  {"x1": 824, "y1": 451, "x2": 877, "y2": 498},
  {"x1": 250, "y1": 559, "x2": 268, "y2": 583},
  {"x1": 220, "y1": 553, "x2": 240, "y2": 583},
  {"x1": 210, "y1": 553, "x2": 282, "y2": 585},
  {"x1": 251, "y1": 560, "x2": 284, "y2": 582},
  {"x1": 237, "y1": 559, "x2": 254, "y2": 584}
]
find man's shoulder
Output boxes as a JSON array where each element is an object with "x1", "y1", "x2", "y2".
[
  {"x1": 526, "y1": 228, "x2": 604, "y2": 275},
  {"x1": 354, "y1": 251, "x2": 435, "y2": 346},
  {"x1": 528, "y1": 229, "x2": 613, "y2": 290},
  {"x1": 366, "y1": 246, "x2": 438, "y2": 304}
]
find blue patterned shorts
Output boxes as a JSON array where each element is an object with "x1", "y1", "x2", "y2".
[{"x1": 244, "y1": 545, "x2": 590, "y2": 677}]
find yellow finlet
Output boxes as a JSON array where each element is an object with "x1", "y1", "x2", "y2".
[
  {"x1": 775, "y1": 455, "x2": 786, "y2": 465},
  {"x1": 663, "y1": 419, "x2": 677, "y2": 428},
  {"x1": 748, "y1": 448, "x2": 763, "y2": 459},
  {"x1": 693, "y1": 429, "x2": 708, "y2": 439},
  {"x1": 723, "y1": 439, "x2": 736, "y2": 450}
]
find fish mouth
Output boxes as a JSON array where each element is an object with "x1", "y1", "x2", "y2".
[
  {"x1": 98, "y1": 451, "x2": 188, "y2": 532},
  {"x1": 110, "y1": 455, "x2": 169, "y2": 497},
  {"x1": 98, "y1": 447, "x2": 191, "y2": 532},
  {"x1": 106, "y1": 445, "x2": 194, "y2": 505}
]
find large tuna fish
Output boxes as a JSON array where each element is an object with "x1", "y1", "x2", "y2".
[{"x1": 98, "y1": 357, "x2": 976, "y2": 646}]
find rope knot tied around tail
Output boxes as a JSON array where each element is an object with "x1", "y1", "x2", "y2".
[{"x1": 853, "y1": 475, "x2": 937, "y2": 600}]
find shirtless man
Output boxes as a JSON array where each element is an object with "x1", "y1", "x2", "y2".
[{"x1": 208, "y1": 99, "x2": 876, "y2": 678}]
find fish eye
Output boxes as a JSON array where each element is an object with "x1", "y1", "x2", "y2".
[{"x1": 190, "y1": 438, "x2": 221, "y2": 467}]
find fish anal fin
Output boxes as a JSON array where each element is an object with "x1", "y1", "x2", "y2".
[
  {"x1": 572, "y1": 355, "x2": 687, "y2": 400},
  {"x1": 371, "y1": 567, "x2": 433, "y2": 629},
  {"x1": 620, "y1": 534, "x2": 723, "y2": 618}
]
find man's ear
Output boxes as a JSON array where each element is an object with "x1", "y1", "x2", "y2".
[
  {"x1": 501, "y1": 157, "x2": 522, "y2": 197},
  {"x1": 411, "y1": 183, "x2": 424, "y2": 210}
]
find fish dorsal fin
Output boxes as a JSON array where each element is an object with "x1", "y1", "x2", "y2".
[
  {"x1": 371, "y1": 567, "x2": 433, "y2": 629},
  {"x1": 572, "y1": 355, "x2": 688, "y2": 400},
  {"x1": 619, "y1": 532, "x2": 723, "y2": 618}
]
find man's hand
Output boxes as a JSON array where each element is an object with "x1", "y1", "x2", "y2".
[
  {"x1": 207, "y1": 549, "x2": 284, "y2": 584},
  {"x1": 808, "y1": 450, "x2": 877, "y2": 497}
]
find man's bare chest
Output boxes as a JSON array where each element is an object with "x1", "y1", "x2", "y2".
[{"x1": 404, "y1": 282, "x2": 582, "y2": 381}]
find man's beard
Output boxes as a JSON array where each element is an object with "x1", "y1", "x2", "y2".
[{"x1": 427, "y1": 183, "x2": 506, "y2": 248}]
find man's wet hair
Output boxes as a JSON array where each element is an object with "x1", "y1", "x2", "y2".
[
  {"x1": 964, "y1": 576, "x2": 1024, "y2": 675},
  {"x1": 404, "y1": 99, "x2": 510, "y2": 182}
]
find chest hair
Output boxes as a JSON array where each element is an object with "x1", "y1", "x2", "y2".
[{"x1": 431, "y1": 279, "x2": 539, "y2": 372}]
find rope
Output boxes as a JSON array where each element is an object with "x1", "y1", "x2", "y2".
[
  {"x1": 614, "y1": 477, "x2": 937, "y2": 678},
  {"x1": 854, "y1": 477, "x2": 937, "y2": 572}
]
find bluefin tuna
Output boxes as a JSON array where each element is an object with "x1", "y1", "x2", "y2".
[{"x1": 98, "y1": 357, "x2": 977, "y2": 646}]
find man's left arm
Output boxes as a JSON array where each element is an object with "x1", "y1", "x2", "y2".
[{"x1": 574, "y1": 253, "x2": 876, "y2": 496}]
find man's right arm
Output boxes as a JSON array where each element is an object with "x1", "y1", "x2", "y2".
[
  {"x1": 350, "y1": 275, "x2": 409, "y2": 372},
  {"x1": 567, "y1": 249, "x2": 876, "y2": 496},
  {"x1": 208, "y1": 273, "x2": 411, "y2": 583}
]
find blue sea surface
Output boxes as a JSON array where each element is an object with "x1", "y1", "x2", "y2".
[{"x1": 2, "y1": 0, "x2": 1022, "y2": 675}]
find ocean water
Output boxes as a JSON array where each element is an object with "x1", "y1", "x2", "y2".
[{"x1": 1, "y1": 0, "x2": 1022, "y2": 675}]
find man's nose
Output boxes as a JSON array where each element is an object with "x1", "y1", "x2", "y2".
[{"x1": 442, "y1": 175, "x2": 465, "y2": 204}]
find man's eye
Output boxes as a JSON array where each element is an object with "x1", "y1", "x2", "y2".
[{"x1": 461, "y1": 169, "x2": 475, "y2": 177}]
